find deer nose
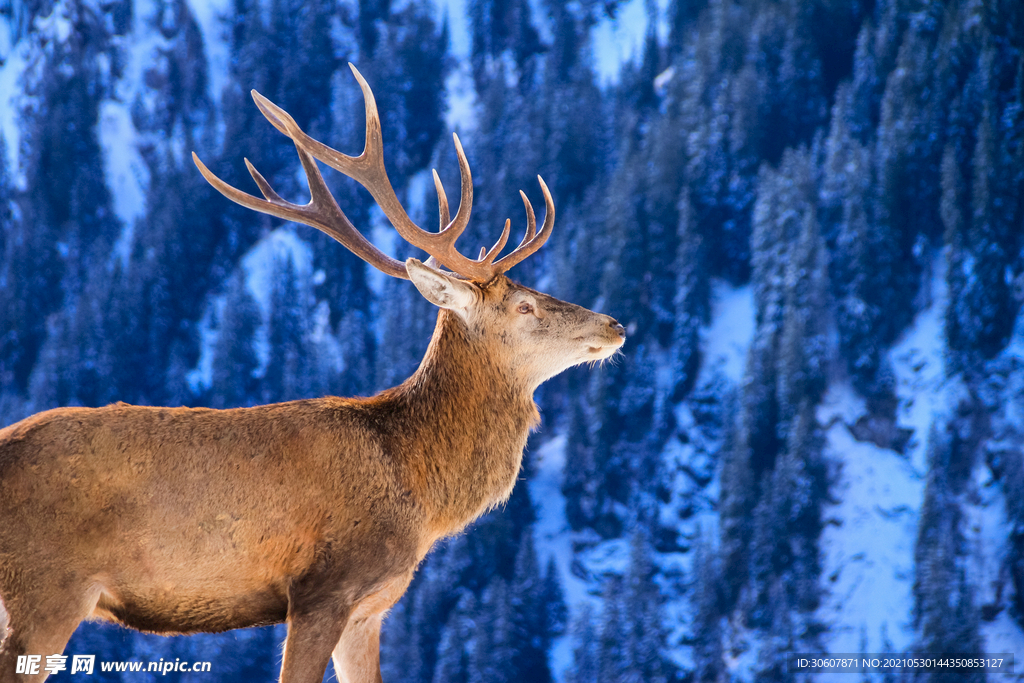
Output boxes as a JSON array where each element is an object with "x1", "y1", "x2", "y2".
[{"x1": 610, "y1": 320, "x2": 626, "y2": 339}]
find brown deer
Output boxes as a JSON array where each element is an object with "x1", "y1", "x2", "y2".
[{"x1": 0, "y1": 64, "x2": 625, "y2": 683}]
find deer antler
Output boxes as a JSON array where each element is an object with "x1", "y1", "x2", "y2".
[{"x1": 193, "y1": 63, "x2": 554, "y2": 283}]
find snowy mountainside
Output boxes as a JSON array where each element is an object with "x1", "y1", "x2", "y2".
[{"x1": 531, "y1": 255, "x2": 1024, "y2": 682}]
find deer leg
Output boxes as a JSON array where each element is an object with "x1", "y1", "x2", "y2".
[
  {"x1": 0, "y1": 583, "x2": 99, "y2": 683},
  {"x1": 279, "y1": 569, "x2": 355, "y2": 683},
  {"x1": 331, "y1": 614, "x2": 383, "y2": 683},
  {"x1": 331, "y1": 571, "x2": 413, "y2": 683}
]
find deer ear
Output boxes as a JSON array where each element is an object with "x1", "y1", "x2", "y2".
[{"x1": 406, "y1": 258, "x2": 478, "y2": 311}]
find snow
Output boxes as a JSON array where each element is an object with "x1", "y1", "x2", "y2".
[
  {"x1": 529, "y1": 433, "x2": 600, "y2": 682},
  {"x1": 527, "y1": 280, "x2": 756, "y2": 682},
  {"x1": 592, "y1": 0, "x2": 650, "y2": 84},
  {"x1": 0, "y1": 6, "x2": 37, "y2": 183},
  {"x1": 889, "y1": 257, "x2": 952, "y2": 473},
  {"x1": 816, "y1": 411, "x2": 923, "y2": 659},
  {"x1": 6, "y1": 1, "x2": 1024, "y2": 677},
  {"x1": 0, "y1": 44, "x2": 25, "y2": 180},
  {"x1": 243, "y1": 227, "x2": 315, "y2": 317},
  {"x1": 187, "y1": 292, "x2": 226, "y2": 394},
  {"x1": 815, "y1": 260, "x2": 946, "y2": 661},
  {"x1": 700, "y1": 281, "x2": 755, "y2": 386},
  {"x1": 187, "y1": 0, "x2": 233, "y2": 108},
  {"x1": 435, "y1": 0, "x2": 672, "y2": 86},
  {"x1": 34, "y1": 6, "x2": 73, "y2": 44},
  {"x1": 0, "y1": 13, "x2": 10, "y2": 59},
  {"x1": 591, "y1": 0, "x2": 673, "y2": 84},
  {"x1": 963, "y1": 463, "x2": 1024, "y2": 658},
  {"x1": 444, "y1": 61, "x2": 478, "y2": 133},
  {"x1": 99, "y1": 101, "x2": 149, "y2": 264},
  {"x1": 367, "y1": 206, "x2": 401, "y2": 297},
  {"x1": 437, "y1": 0, "x2": 470, "y2": 58},
  {"x1": 188, "y1": 226, "x2": 317, "y2": 391},
  {"x1": 528, "y1": 433, "x2": 632, "y2": 681}
]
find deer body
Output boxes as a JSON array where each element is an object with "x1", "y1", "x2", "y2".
[{"x1": 0, "y1": 65, "x2": 624, "y2": 683}]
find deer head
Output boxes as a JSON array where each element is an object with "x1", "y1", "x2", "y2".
[{"x1": 193, "y1": 63, "x2": 625, "y2": 390}]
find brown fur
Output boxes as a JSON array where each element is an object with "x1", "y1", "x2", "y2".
[{"x1": 0, "y1": 271, "x2": 624, "y2": 683}]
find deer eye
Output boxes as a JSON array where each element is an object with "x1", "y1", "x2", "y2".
[{"x1": 517, "y1": 302, "x2": 533, "y2": 315}]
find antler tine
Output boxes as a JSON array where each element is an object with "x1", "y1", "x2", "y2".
[
  {"x1": 479, "y1": 219, "x2": 512, "y2": 265},
  {"x1": 245, "y1": 158, "x2": 285, "y2": 202},
  {"x1": 445, "y1": 133, "x2": 473, "y2": 238},
  {"x1": 491, "y1": 176, "x2": 555, "y2": 273},
  {"x1": 517, "y1": 190, "x2": 538, "y2": 246},
  {"x1": 423, "y1": 169, "x2": 457, "y2": 272},
  {"x1": 424, "y1": 171, "x2": 450, "y2": 270},
  {"x1": 192, "y1": 147, "x2": 409, "y2": 280},
  {"x1": 433, "y1": 169, "x2": 450, "y2": 230}
]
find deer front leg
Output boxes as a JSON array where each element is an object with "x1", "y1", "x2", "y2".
[
  {"x1": 0, "y1": 582, "x2": 100, "y2": 683},
  {"x1": 280, "y1": 603, "x2": 351, "y2": 683},
  {"x1": 279, "y1": 570, "x2": 355, "y2": 683},
  {"x1": 331, "y1": 572, "x2": 414, "y2": 683},
  {"x1": 331, "y1": 614, "x2": 383, "y2": 683}
]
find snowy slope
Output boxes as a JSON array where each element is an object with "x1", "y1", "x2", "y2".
[{"x1": 818, "y1": 254, "x2": 1024, "y2": 672}]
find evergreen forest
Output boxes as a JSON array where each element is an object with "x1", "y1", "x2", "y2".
[{"x1": 1, "y1": 0, "x2": 1023, "y2": 680}]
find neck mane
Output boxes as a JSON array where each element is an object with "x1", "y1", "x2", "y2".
[{"x1": 387, "y1": 310, "x2": 540, "y2": 534}]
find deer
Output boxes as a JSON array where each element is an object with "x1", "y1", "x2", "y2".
[{"x1": 0, "y1": 64, "x2": 625, "y2": 683}]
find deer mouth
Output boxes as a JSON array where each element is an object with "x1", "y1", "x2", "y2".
[{"x1": 587, "y1": 340, "x2": 624, "y2": 358}]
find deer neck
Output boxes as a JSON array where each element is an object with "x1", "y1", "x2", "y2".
[{"x1": 398, "y1": 310, "x2": 539, "y2": 534}]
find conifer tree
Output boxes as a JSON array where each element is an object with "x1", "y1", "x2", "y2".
[
  {"x1": 510, "y1": 534, "x2": 553, "y2": 683},
  {"x1": 622, "y1": 526, "x2": 671, "y2": 683},
  {"x1": 946, "y1": 52, "x2": 1020, "y2": 370},
  {"x1": 126, "y1": 156, "x2": 222, "y2": 404},
  {"x1": 691, "y1": 534, "x2": 725, "y2": 683},
  {"x1": 272, "y1": 0, "x2": 337, "y2": 137},
  {"x1": 872, "y1": 8, "x2": 945, "y2": 332},
  {"x1": 218, "y1": 0, "x2": 288, "y2": 250},
  {"x1": 754, "y1": 581, "x2": 797, "y2": 682},
  {"x1": 2, "y1": 0, "x2": 118, "y2": 394},
  {"x1": 567, "y1": 605, "x2": 599, "y2": 683},
  {"x1": 542, "y1": 557, "x2": 568, "y2": 643},
  {"x1": 542, "y1": 0, "x2": 605, "y2": 207},
  {"x1": 772, "y1": 1, "x2": 827, "y2": 155},
  {"x1": 596, "y1": 577, "x2": 629, "y2": 683},
  {"x1": 262, "y1": 251, "x2": 324, "y2": 403},
  {"x1": 137, "y1": 0, "x2": 211, "y2": 149},
  {"x1": 381, "y1": 598, "x2": 422, "y2": 683},
  {"x1": 671, "y1": 189, "x2": 708, "y2": 400},
  {"x1": 209, "y1": 274, "x2": 261, "y2": 408},
  {"x1": 0, "y1": 136, "x2": 11, "y2": 265},
  {"x1": 914, "y1": 430, "x2": 984, "y2": 683},
  {"x1": 821, "y1": 82, "x2": 895, "y2": 398},
  {"x1": 563, "y1": 389, "x2": 601, "y2": 531},
  {"x1": 468, "y1": 578, "x2": 516, "y2": 683},
  {"x1": 0, "y1": 135, "x2": 20, "y2": 396},
  {"x1": 431, "y1": 592, "x2": 476, "y2": 683},
  {"x1": 718, "y1": 421, "x2": 753, "y2": 607}
]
